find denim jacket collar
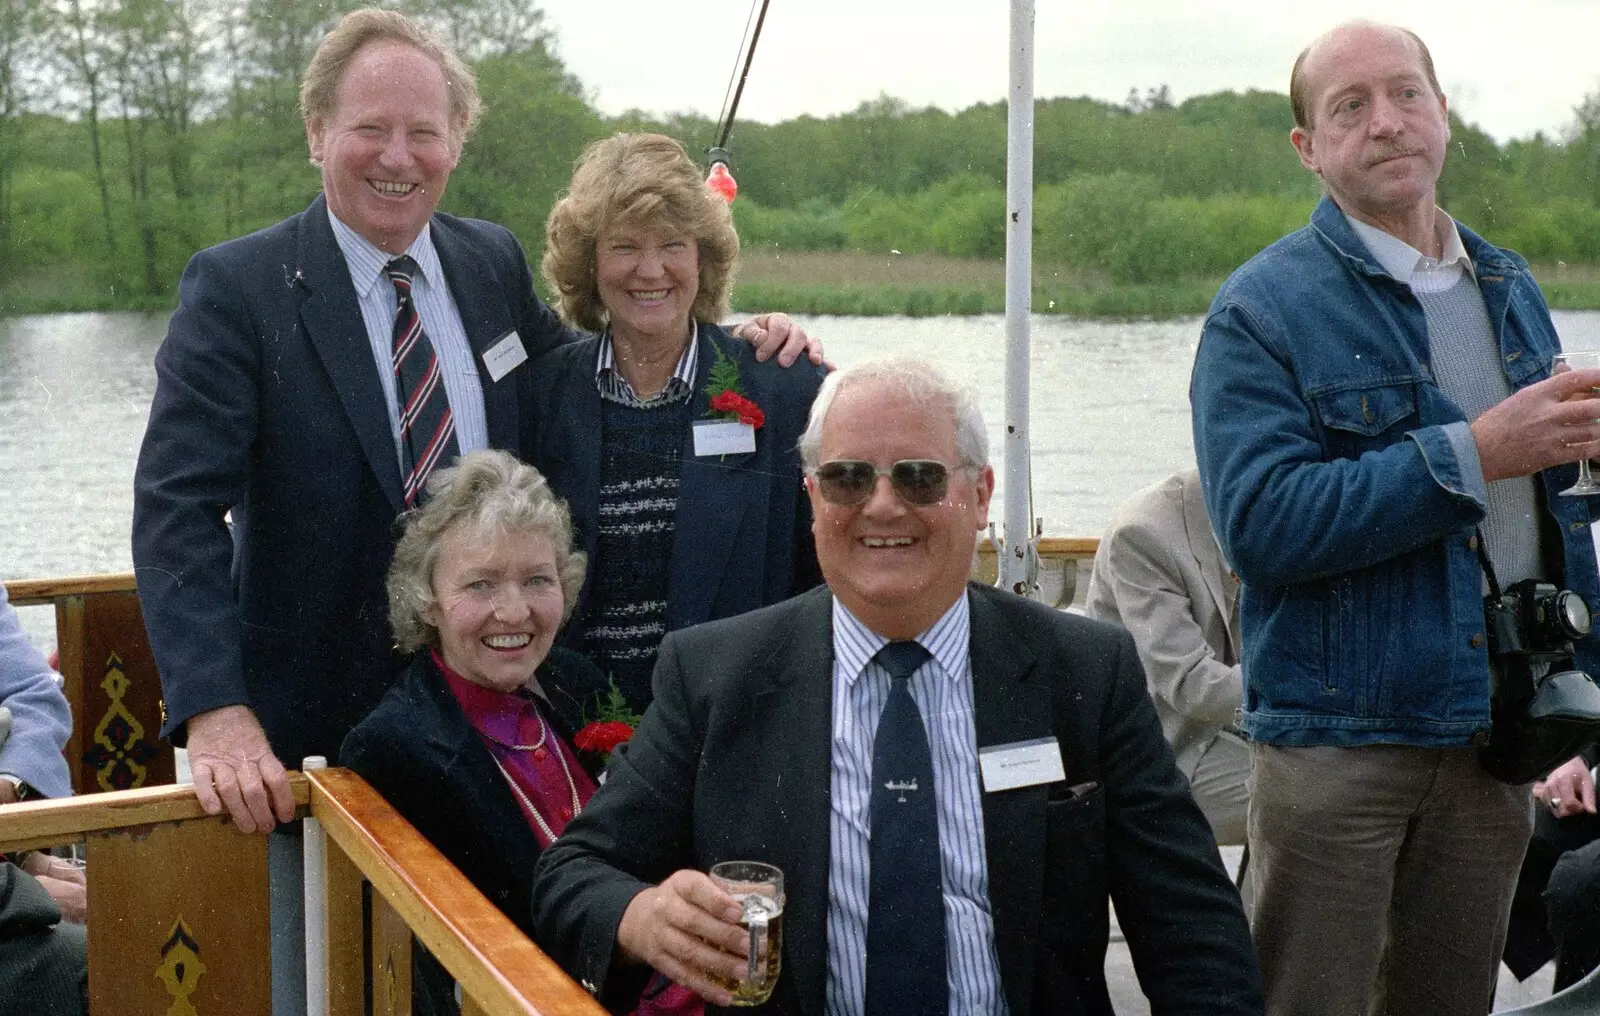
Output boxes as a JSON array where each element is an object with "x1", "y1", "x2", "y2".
[{"x1": 1307, "y1": 194, "x2": 1523, "y2": 284}]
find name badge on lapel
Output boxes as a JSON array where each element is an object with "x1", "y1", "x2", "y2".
[
  {"x1": 979, "y1": 736, "x2": 1067, "y2": 792},
  {"x1": 692, "y1": 419, "x2": 756, "y2": 457},
  {"x1": 482, "y1": 330, "x2": 528, "y2": 382}
]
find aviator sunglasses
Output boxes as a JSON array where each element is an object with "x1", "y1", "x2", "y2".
[{"x1": 814, "y1": 459, "x2": 957, "y2": 507}]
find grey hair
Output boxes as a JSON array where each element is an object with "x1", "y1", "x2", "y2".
[
  {"x1": 387, "y1": 450, "x2": 587, "y2": 654},
  {"x1": 797, "y1": 357, "x2": 989, "y2": 472}
]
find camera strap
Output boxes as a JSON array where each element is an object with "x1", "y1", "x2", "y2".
[{"x1": 1474, "y1": 526, "x2": 1502, "y2": 600}]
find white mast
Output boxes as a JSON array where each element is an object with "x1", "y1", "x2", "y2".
[{"x1": 999, "y1": 0, "x2": 1037, "y2": 595}]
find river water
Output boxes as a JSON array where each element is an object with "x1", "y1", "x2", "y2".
[{"x1": 7, "y1": 308, "x2": 1600, "y2": 642}]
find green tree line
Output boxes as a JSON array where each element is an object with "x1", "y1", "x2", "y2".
[{"x1": 2, "y1": 0, "x2": 1600, "y2": 311}]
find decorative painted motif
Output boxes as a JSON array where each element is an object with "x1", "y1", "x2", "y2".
[
  {"x1": 156, "y1": 918, "x2": 206, "y2": 1016},
  {"x1": 82, "y1": 652, "x2": 157, "y2": 790}
]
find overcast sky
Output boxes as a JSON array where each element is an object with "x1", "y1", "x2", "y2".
[{"x1": 535, "y1": 0, "x2": 1600, "y2": 144}]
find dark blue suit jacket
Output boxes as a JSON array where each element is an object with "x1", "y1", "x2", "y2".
[
  {"x1": 132, "y1": 195, "x2": 572, "y2": 766},
  {"x1": 526, "y1": 324, "x2": 825, "y2": 656},
  {"x1": 532, "y1": 585, "x2": 1263, "y2": 1016}
]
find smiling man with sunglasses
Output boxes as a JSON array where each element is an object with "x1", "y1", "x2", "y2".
[{"x1": 533, "y1": 357, "x2": 1260, "y2": 1015}]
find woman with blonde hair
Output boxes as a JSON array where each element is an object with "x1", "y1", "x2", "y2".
[{"x1": 528, "y1": 133, "x2": 826, "y2": 712}]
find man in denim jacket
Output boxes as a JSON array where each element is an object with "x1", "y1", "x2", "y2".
[{"x1": 1191, "y1": 21, "x2": 1600, "y2": 1015}]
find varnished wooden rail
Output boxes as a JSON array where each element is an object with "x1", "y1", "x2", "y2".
[
  {"x1": 0, "y1": 772, "x2": 606, "y2": 1015},
  {"x1": 308, "y1": 767, "x2": 606, "y2": 1016},
  {"x1": 0, "y1": 774, "x2": 311, "y2": 854},
  {"x1": 5, "y1": 571, "x2": 138, "y2": 605}
]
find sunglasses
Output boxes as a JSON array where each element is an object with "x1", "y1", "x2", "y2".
[{"x1": 813, "y1": 459, "x2": 957, "y2": 507}]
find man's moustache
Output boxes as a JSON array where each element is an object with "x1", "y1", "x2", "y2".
[{"x1": 1366, "y1": 146, "x2": 1422, "y2": 166}]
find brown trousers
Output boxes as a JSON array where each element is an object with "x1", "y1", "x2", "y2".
[{"x1": 1248, "y1": 744, "x2": 1532, "y2": 1016}]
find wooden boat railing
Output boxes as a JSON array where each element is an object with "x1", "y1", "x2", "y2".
[{"x1": 0, "y1": 769, "x2": 606, "y2": 1015}]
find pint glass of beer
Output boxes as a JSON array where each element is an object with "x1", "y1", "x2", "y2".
[{"x1": 708, "y1": 861, "x2": 784, "y2": 1006}]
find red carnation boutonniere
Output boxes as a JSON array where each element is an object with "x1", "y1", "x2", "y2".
[
  {"x1": 705, "y1": 347, "x2": 765, "y2": 429},
  {"x1": 573, "y1": 720, "x2": 635, "y2": 756},
  {"x1": 574, "y1": 679, "x2": 643, "y2": 769},
  {"x1": 709, "y1": 389, "x2": 765, "y2": 428}
]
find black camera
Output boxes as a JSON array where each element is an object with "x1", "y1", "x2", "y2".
[
  {"x1": 1484, "y1": 580, "x2": 1592, "y2": 660},
  {"x1": 1480, "y1": 580, "x2": 1600, "y2": 784}
]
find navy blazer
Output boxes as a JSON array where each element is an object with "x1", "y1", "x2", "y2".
[
  {"x1": 341, "y1": 647, "x2": 611, "y2": 1016},
  {"x1": 133, "y1": 195, "x2": 573, "y2": 766},
  {"x1": 526, "y1": 325, "x2": 825, "y2": 658},
  {"x1": 531, "y1": 584, "x2": 1262, "y2": 1016},
  {"x1": 340, "y1": 647, "x2": 609, "y2": 931}
]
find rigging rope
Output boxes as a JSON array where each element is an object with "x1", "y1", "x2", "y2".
[{"x1": 711, "y1": 0, "x2": 773, "y2": 158}]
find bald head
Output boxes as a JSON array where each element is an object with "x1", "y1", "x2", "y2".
[{"x1": 1291, "y1": 21, "x2": 1443, "y2": 131}]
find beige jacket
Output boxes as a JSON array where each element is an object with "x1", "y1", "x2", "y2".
[{"x1": 1086, "y1": 469, "x2": 1243, "y2": 778}]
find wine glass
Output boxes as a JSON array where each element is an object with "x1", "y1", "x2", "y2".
[{"x1": 1554, "y1": 351, "x2": 1600, "y2": 497}]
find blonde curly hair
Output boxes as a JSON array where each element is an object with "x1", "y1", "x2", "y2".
[{"x1": 542, "y1": 132, "x2": 739, "y2": 333}]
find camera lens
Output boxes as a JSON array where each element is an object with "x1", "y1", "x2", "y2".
[{"x1": 1554, "y1": 590, "x2": 1592, "y2": 640}]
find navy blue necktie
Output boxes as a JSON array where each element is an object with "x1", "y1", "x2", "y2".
[{"x1": 865, "y1": 640, "x2": 947, "y2": 1016}]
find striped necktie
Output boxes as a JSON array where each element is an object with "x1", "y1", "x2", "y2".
[
  {"x1": 865, "y1": 639, "x2": 947, "y2": 1016},
  {"x1": 385, "y1": 256, "x2": 458, "y2": 505}
]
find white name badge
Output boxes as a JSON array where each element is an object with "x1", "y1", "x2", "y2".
[
  {"x1": 482, "y1": 330, "x2": 528, "y2": 382},
  {"x1": 978, "y1": 736, "x2": 1067, "y2": 793},
  {"x1": 692, "y1": 419, "x2": 757, "y2": 456}
]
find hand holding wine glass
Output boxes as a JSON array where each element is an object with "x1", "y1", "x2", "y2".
[
  {"x1": 1553, "y1": 351, "x2": 1600, "y2": 497},
  {"x1": 1471, "y1": 354, "x2": 1600, "y2": 483}
]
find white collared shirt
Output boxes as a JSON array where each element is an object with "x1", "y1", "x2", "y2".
[
  {"x1": 328, "y1": 213, "x2": 488, "y2": 467},
  {"x1": 824, "y1": 594, "x2": 1008, "y2": 1016},
  {"x1": 1345, "y1": 208, "x2": 1474, "y2": 295}
]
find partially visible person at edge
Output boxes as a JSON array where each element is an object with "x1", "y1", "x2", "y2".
[
  {"x1": 1503, "y1": 751, "x2": 1600, "y2": 992},
  {"x1": 527, "y1": 132, "x2": 827, "y2": 714},
  {"x1": 532, "y1": 357, "x2": 1260, "y2": 1015},
  {"x1": 340, "y1": 450, "x2": 613, "y2": 1015},
  {"x1": 0, "y1": 582, "x2": 85, "y2": 1016},
  {"x1": 131, "y1": 8, "x2": 819, "y2": 839},
  {"x1": 1086, "y1": 467, "x2": 1247, "y2": 846},
  {"x1": 1190, "y1": 20, "x2": 1600, "y2": 1015}
]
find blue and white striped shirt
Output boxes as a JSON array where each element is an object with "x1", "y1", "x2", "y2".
[
  {"x1": 594, "y1": 325, "x2": 699, "y2": 408},
  {"x1": 825, "y1": 595, "x2": 1008, "y2": 1016},
  {"x1": 328, "y1": 213, "x2": 488, "y2": 468}
]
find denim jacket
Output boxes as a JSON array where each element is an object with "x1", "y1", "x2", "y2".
[{"x1": 1191, "y1": 196, "x2": 1600, "y2": 747}]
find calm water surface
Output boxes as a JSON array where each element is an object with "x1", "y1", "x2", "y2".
[{"x1": 6, "y1": 309, "x2": 1600, "y2": 642}]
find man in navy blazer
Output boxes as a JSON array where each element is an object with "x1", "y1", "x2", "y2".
[
  {"x1": 132, "y1": 10, "x2": 811, "y2": 836},
  {"x1": 132, "y1": 10, "x2": 569, "y2": 834},
  {"x1": 531, "y1": 358, "x2": 1260, "y2": 1015}
]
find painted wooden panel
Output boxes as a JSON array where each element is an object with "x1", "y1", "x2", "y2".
[{"x1": 86, "y1": 816, "x2": 270, "y2": 1016}]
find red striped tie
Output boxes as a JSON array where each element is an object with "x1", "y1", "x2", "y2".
[{"x1": 385, "y1": 256, "x2": 458, "y2": 505}]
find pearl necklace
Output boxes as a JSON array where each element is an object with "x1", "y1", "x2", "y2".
[
  {"x1": 490, "y1": 710, "x2": 581, "y2": 845},
  {"x1": 481, "y1": 702, "x2": 549, "y2": 753}
]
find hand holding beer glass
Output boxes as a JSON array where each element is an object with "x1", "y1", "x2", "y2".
[
  {"x1": 708, "y1": 861, "x2": 784, "y2": 1005},
  {"x1": 614, "y1": 860, "x2": 784, "y2": 1007}
]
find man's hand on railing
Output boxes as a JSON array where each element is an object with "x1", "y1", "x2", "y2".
[
  {"x1": 22, "y1": 851, "x2": 86, "y2": 924},
  {"x1": 615, "y1": 869, "x2": 748, "y2": 1008},
  {"x1": 186, "y1": 704, "x2": 296, "y2": 833}
]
